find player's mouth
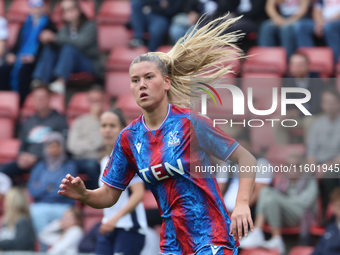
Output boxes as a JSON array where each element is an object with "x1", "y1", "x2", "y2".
[{"x1": 140, "y1": 92, "x2": 148, "y2": 100}]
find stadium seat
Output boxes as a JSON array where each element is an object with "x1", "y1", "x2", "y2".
[
  {"x1": 106, "y1": 46, "x2": 148, "y2": 71},
  {"x1": 310, "y1": 201, "x2": 334, "y2": 236},
  {"x1": 288, "y1": 246, "x2": 313, "y2": 255},
  {"x1": 0, "y1": 139, "x2": 20, "y2": 164},
  {"x1": 239, "y1": 248, "x2": 280, "y2": 255},
  {"x1": 115, "y1": 94, "x2": 142, "y2": 123},
  {"x1": 67, "y1": 92, "x2": 111, "y2": 124},
  {"x1": 52, "y1": 0, "x2": 95, "y2": 27},
  {"x1": 7, "y1": 22, "x2": 21, "y2": 49},
  {"x1": 96, "y1": 0, "x2": 131, "y2": 25},
  {"x1": 68, "y1": 72, "x2": 96, "y2": 86},
  {"x1": 7, "y1": 0, "x2": 51, "y2": 23},
  {"x1": 143, "y1": 190, "x2": 158, "y2": 210},
  {"x1": 0, "y1": 118, "x2": 15, "y2": 139},
  {"x1": 0, "y1": 0, "x2": 4, "y2": 16},
  {"x1": 241, "y1": 73, "x2": 282, "y2": 118},
  {"x1": 266, "y1": 144, "x2": 306, "y2": 166},
  {"x1": 105, "y1": 71, "x2": 131, "y2": 98},
  {"x1": 98, "y1": 25, "x2": 131, "y2": 52},
  {"x1": 0, "y1": 92, "x2": 20, "y2": 120},
  {"x1": 21, "y1": 93, "x2": 65, "y2": 122},
  {"x1": 242, "y1": 47, "x2": 287, "y2": 77},
  {"x1": 297, "y1": 47, "x2": 334, "y2": 78},
  {"x1": 263, "y1": 223, "x2": 300, "y2": 235},
  {"x1": 83, "y1": 205, "x2": 104, "y2": 217},
  {"x1": 84, "y1": 215, "x2": 102, "y2": 233},
  {"x1": 250, "y1": 122, "x2": 276, "y2": 155},
  {"x1": 157, "y1": 45, "x2": 173, "y2": 53}
]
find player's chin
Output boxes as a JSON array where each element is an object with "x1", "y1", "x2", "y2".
[{"x1": 137, "y1": 98, "x2": 153, "y2": 110}]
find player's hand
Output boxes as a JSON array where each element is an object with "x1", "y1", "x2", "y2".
[
  {"x1": 230, "y1": 203, "x2": 253, "y2": 241},
  {"x1": 99, "y1": 216, "x2": 119, "y2": 235},
  {"x1": 58, "y1": 174, "x2": 87, "y2": 201}
]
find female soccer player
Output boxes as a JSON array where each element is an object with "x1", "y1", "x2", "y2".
[
  {"x1": 97, "y1": 109, "x2": 147, "y2": 255},
  {"x1": 59, "y1": 15, "x2": 256, "y2": 255}
]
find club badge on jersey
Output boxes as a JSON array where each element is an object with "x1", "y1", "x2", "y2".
[{"x1": 168, "y1": 131, "x2": 180, "y2": 147}]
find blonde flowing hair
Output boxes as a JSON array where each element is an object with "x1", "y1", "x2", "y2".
[
  {"x1": 130, "y1": 14, "x2": 244, "y2": 108},
  {"x1": 3, "y1": 187, "x2": 31, "y2": 229}
]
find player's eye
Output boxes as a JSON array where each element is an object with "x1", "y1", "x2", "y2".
[
  {"x1": 147, "y1": 76, "x2": 153, "y2": 80},
  {"x1": 131, "y1": 78, "x2": 139, "y2": 83}
]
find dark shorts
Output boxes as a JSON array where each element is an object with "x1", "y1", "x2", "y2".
[{"x1": 95, "y1": 227, "x2": 145, "y2": 255}]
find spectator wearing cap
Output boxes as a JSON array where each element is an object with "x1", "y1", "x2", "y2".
[
  {"x1": 31, "y1": 0, "x2": 102, "y2": 94},
  {"x1": 294, "y1": 0, "x2": 340, "y2": 63},
  {"x1": 0, "y1": 0, "x2": 57, "y2": 105},
  {"x1": 28, "y1": 132, "x2": 77, "y2": 251}
]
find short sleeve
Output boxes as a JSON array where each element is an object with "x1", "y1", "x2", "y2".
[
  {"x1": 0, "y1": 17, "x2": 8, "y2": 40},
  {"x1": 101, "y1": 132, "x2": 136, "y2": 191},
  {"x1": 191, "y1": 112, "x2": 239, "y2": 161}
]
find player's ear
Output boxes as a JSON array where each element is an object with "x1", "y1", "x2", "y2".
[{"x1": 164, "y1": 76, "x2": 171, "y2": 91}]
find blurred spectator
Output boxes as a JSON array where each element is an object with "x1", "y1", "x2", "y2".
[
  {"x1": 129, "y1": 0, "x2": 182, "y2": 51},
  {"x1": 169, "y1": 0, "x2": 219, "y2": 44},
  {"x1": 0, "y1": 16, "x2": 8, "y2": 65},
  {"x1": 0, "y1": 187, "x2": 35, "y2": 252},
  {"x1": 258, "y1": 0, "x2": 309, "y2": 58},
  {"x1": 294, "y1": 0, "x2": 340, "y2": 63},
  {"x1": 39, "y1": 207, "x2": 84, "y2": 255},
  {"x1": 219, "y1": 0, "x2": 267, "y2": 36},
  {"x1": 0, "y1": 172, "x2": 11, "y2": 198},
  {"x1": 312, "y1": 187, "x2": 340, "y2": 255},
  {"x1": 0, "y1": 85, "x2": 68, "y2": 184},
  {"x1": 0, "y1": 0, "x2": 57, "y2": 105},
  {"x1": 240, "y1": 153, "x2": 318, "y2": 255},
  {"x1": 307, "y1": 88, "x2": 340, "y2": 220},
  {"x1": 31, "y1": 0, "x2": 102, "y2": 94},
  {"x1": 28, "y1": 132, "x2": 76, "y2": 250},
  {"x1": 96, "y1": 109, "x2": 147, "y2": 255},
  {"x1": 67, "y1": 86, "x2": 105, "y2": 190},
  {"x1": 217, "y1": 133, "x2": 273, "y2": 217},
  {"x1": 274, "y1": 53, "x2": 324, "y2": 144}
]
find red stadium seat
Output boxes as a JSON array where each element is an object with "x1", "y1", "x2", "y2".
[
  {"x1": 288, "y1": 246, "x2": 314, "y2": 255},
  {"x1": 7, "y1": 0, "x2": 50, "y2": 23},
  {"x1": 83, "y1": 205, "x2": 103, "y2": 217},
  {"x1": 143, "y1": 190, "x2": 158, "y2": 210},
  {"x1": 84, "y1": 215, "x2": 102, "y2": 233},
  {"x1": 105, "y1": 71, "x2": 131, "y2": 97},
  {"x1": 68, "y1": 72, "x2": 96, "y2": 86},
  {"x1": 96, "y1": 0, "x2": 131, "y2": 25},
  {"x1": 7, "y1": 22, "x2": 21, "y2": 49},
  {"x1": 0, "y1": 92, "x2": 20, "y2": 120},
  {"x1": 156, "y1": 45, "x2": 173, "y2": 53},
  {"x1": 263, "y1": 223, "x2": 300, "y2": 235},
  {"x1": 21, "y1": 93, "x2": 65, "y2": 122},
  {"x1": 0, "y1": 139, "x2": 20, "y2": 164},
  {"x1": 106, "y1": 46, "x2": 148, "y2": 71},
  {"x1": 297, "y1": 47, "x2": 334, "y2": 78},
  {"x1": 52, "y1": 0, "x2": 95, "y2": 27},
  {"x1": 241, "y1": 73, "x2": 282, "y2": 119},
  {"x1": 115, "y1": 94, "x2": 142, "y2": 123},
  {"x1": 67, "y1": 92, "x2": 111, "y2": 124},
  {"x1": 266, "y1": 144, "x2": 306, "y2": 166},
  {"x1": 0, "y1": 0, "x2": 4, "y2": 16},
  {"x1": 0, "y1": 118, "x2": 15, "y2": 139},
  {"x1": 239, "y1": 248, "x2": 280, "y2": 255},
  {"x1": 98, "y1": 25, "x2": 131, "y2": 52},
  {"x1": 250, "y1": 122, "x2": 276, "y2": 155},
  {"x1": 243, "y1": 47, "x2": 287, "y2": 77}
]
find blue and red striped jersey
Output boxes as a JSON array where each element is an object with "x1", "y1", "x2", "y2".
[{"x1": 102, "y1": 104, "x2": 240, "y2": 255}]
